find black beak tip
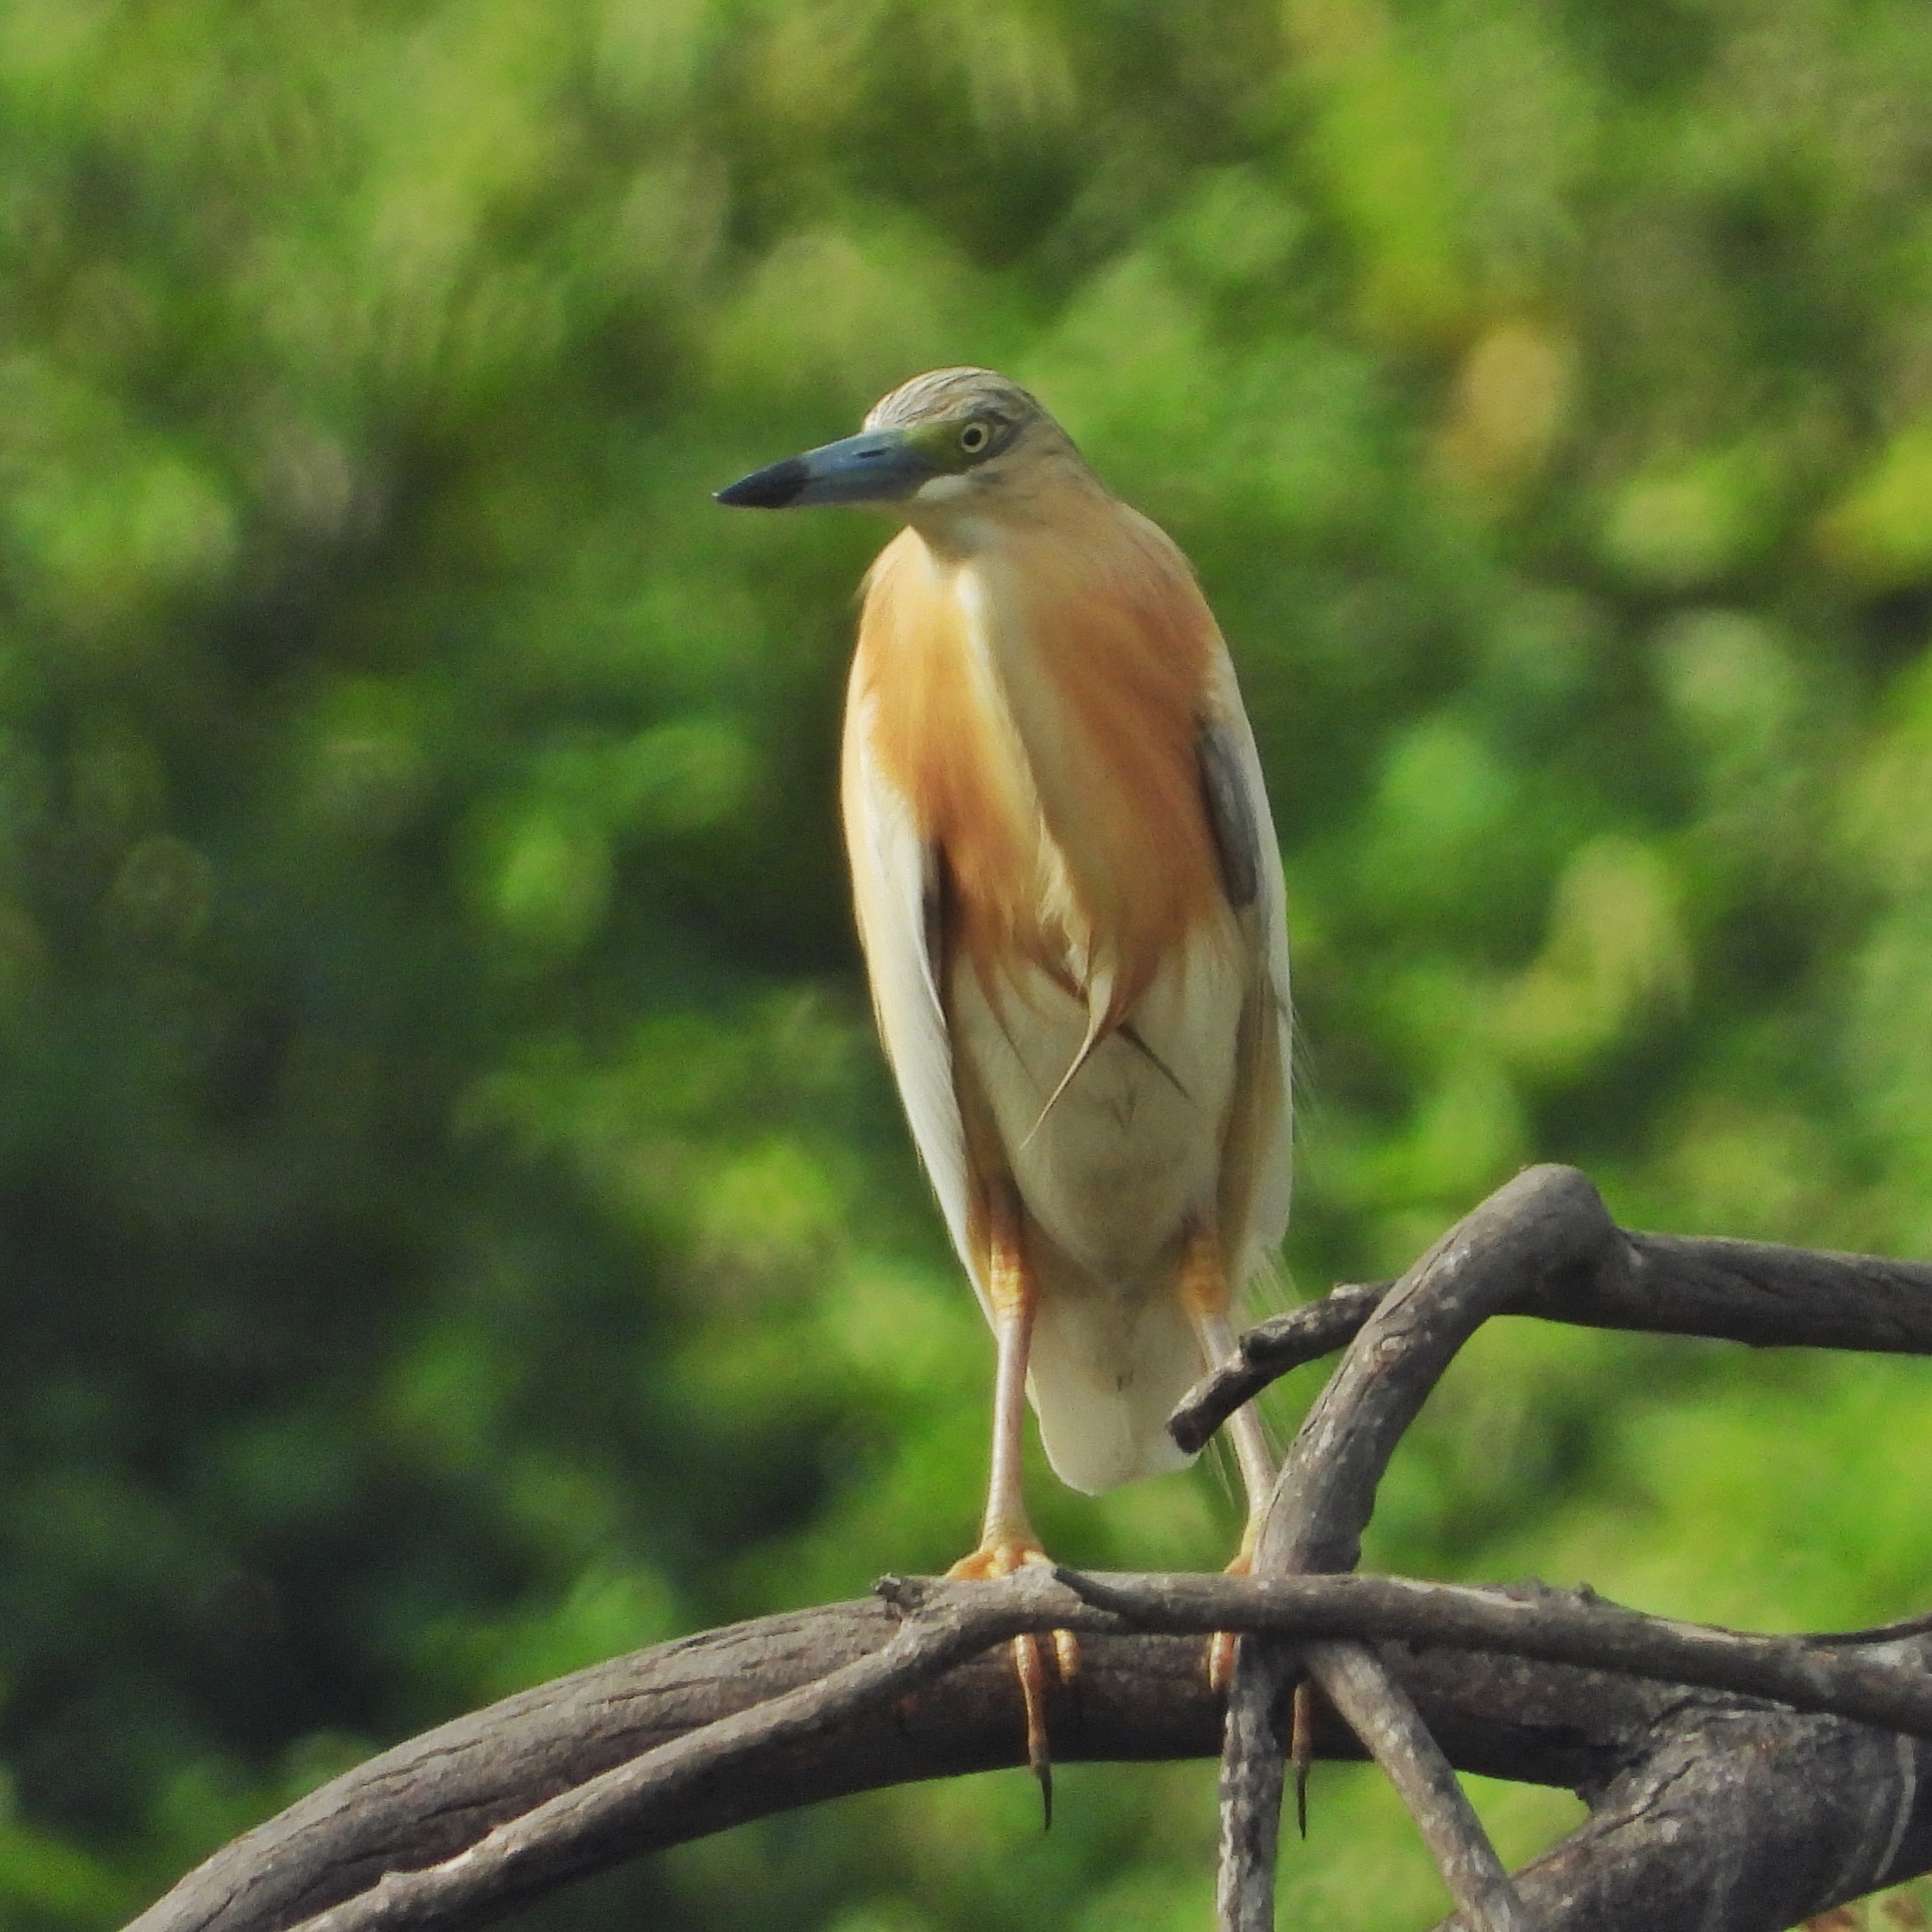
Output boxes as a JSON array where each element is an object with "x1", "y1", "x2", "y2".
[{"x1": 714, "y1": 456, "x2": 809, "y2": 510}]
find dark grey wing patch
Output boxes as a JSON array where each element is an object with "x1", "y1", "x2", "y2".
[
  {"x1": 921, "y1": 856, "x2": 945, "y2": 986},
  {"x1": 1199, "y1": 719, "x2": 1259, "y2": 909}
]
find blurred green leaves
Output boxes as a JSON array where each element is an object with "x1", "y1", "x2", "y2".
[{"x1": 1, "y1": 1, "x2": 1931, "y2": 1929}]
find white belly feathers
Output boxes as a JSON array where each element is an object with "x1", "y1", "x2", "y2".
[
  {"x1": 949, "y1": 925, "x2": 1243, "y2": 1287},
  {"x1": 948, "y1": 918, "x2": 1246, "y2": 1495}
]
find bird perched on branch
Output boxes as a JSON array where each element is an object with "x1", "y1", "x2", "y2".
[{"x1": 717, "y1": 368, "x2": 1290, "y2": 1801}]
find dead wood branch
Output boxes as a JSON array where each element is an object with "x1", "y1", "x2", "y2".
[
  {"x1": 126, "y1": 1569, "x2": 1932, "y2": 1932},
  {"x1": 1313, "y1": 1642, "x2": 1535, "y2": 1932},
  {"x1": 125, "y1": 1166, "x2": 1932, "y2": 1932},
  {"x1": 272, "y1": 1577, "x2": 1128, "y2": 1932},
  {"x1": 1201, "y1": 1163, "x2": 1932, "y2": 1932},
  {"x1": 1175, "y1": 1212, "x2": 1932, "y2": 1452},
  {"x1": 1056, "y1": 1571, "x2": 1932, "y2": 1735},
  {"x1": 124, "y1": 1594, "x2": 1611, "y2": 1932},
  {"x1": 1220, "y1": 1165, "x2": 1609, "y2": 1929}
]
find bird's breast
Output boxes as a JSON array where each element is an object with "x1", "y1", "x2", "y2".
[{"x1": 851, "y1": 506, "x2": 1226, "y2": 1020}]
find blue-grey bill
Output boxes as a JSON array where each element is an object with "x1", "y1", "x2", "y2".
[{"x1": 715, "y1": 429, "x2": 931, "y2": 509}]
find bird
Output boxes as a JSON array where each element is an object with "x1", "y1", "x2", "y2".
[{"x1": 715, "y1": 368, "x2": 1290, "y2": 1801}]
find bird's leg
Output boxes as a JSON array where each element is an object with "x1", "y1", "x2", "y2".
[
  {"x1": 947, "y1": 1194, "x2": 1072, "y2": 1815},
  {"x1": 1186, "y1": 1239, "x2": 1318, "y2": 1825},
  {"x1": 1182, "y1": 1230, "x2": 1279, "y2": 1696}
]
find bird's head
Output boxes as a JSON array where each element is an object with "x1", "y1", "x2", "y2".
[{"x1": 715, "y1": 368, "x2": 1088, "y2": 526}]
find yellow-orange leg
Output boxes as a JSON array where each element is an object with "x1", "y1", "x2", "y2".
[
  {"x1": 1181, "y1": 1229, "x2": 1278, "y2": 1695},
  {"x1": 1182, "y1": 1233, "x2": 1318, "y2": 1828},
  {"x1": 947, "y1": 1195, "x2": 1075, "y2": 1822}
]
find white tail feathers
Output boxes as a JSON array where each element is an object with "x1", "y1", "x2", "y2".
[{"x1": 1026, "y1": 1279, "x2": 1202, "y2": 1495}]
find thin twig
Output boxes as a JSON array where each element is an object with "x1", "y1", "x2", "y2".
[
  {"x1": 1054, "y1": 1570, "x2": 1932, "y2": 1736},
  {"x1": 1312, "y1": 1642, "x2": 1536, "y2": 1931},
  {"x1": 1175, "y1": 1210, "x2": 1932, "y2": 1451},
  {"x1": 1299, "y1": 1647, "x2": 1528, "y2": 1929},
  {"x1": 1170, "y1": 1282, "x2": 1389, "y2": 1451},
  {"x1": 1809, "y1": 1611, "x2": 1932, "y2": 1646}
]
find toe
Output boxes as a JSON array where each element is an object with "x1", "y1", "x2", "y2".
[
  {"x1": 1208, "y1": 1629, "x2": 1239, "y2": 1695},
  {"x1": 1051, "y1": 1624, "x2": 1080, "y2": 1684}
]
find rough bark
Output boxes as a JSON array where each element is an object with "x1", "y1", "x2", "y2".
[{"x1": 123, "y1": 1166, "x2": 1932, "y2": 1932}]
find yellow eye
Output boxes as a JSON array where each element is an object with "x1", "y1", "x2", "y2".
[{"x1": 958, "y1": 420, "x2": 991, "y2": 455}]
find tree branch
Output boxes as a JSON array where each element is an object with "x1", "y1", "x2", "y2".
[
  {"x1": 1448, "y1": 1698, "x2": 1930, "y2": 1932},
  {"x1": 130, "y1": 1591, "x2": 1634, "y2": 1932},
  {"x1": 1222, "y1": 1166, "x2": 1613, "y2": 1928},
  {"x1": 1175, "y1": 1217, "x2": 1932, "y2": 1452},
  {"x1": 128, "y1": 1567, "x2": 1932, "y2": 1932},
  {"x1": 1056, "y1": 1571, "x2": 1932, "y2": 1736},
  {"x1": 1197, "y1": 1164, "x2": 1932, "y2": 1930},
  {"x1": 1314, "y1": 1642, "x2": 1535, "y2": 1932},
  {"x1": 271, "y1": 1577, "x2": 1123, "y2": 1932},
  {"x1": 124, "y1": 1169, "x2": 1932, "y2": 1932}
]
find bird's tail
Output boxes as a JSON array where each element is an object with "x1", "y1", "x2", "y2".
[{"x1": 1024, "y1": 1255, "x2": 1202, "y2": 1496}]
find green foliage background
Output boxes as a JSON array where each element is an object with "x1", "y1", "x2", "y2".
[{"x1": 4, "y1": 0, "x2": 1932, "y2": 1925}]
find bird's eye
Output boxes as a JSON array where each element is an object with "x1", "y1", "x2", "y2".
[{"x1": 958, "y1": 420, "x2": 992, "y2": 455}]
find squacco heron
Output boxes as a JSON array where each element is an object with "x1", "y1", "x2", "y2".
[{"x1": 717, "y1": 368, "x2": 1290, "y2": 1794}]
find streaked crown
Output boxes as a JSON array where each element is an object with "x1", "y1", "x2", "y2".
[{"x1": 865, "y1": 368, "x2": 1048, "y2": 434}]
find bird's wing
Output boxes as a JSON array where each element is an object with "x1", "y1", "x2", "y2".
[
  {"x1": 1201, "y1": 656, "x2": 1292, "y2": 1257},
  {"x1": 1200, "y1": 716, "x2": 1262, "y2": 911},
  {"x1": 841, "y1": 703, "x2": 981, "y2": 1304}
]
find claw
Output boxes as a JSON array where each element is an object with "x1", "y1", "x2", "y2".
[
  {"x1": 1291, "y1": 1678, "x2": 1315, "y2": 1837},
  {"x1": 1010, "y1": 1629, "x2": 1054, "y2": 1825},
  {"x1": 947, "y1": 1539, "x2": 1077, "y2": 1826}
]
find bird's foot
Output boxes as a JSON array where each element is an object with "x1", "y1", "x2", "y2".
[
  {"x1": 947, "y1": 1539, "x2": 1077, "y2": 1824},
  {"x1": 1205, "y1": 1554, "x2": 1316, "y2": 1832}
]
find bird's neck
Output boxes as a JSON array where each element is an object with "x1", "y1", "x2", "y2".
[{"x1": 901, "y1": 455, "x2": 1114, "y2": 562}]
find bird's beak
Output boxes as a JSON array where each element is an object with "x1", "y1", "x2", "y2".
[{"x1": 714, "y1": 428, "x2": 935, "y2": 510}]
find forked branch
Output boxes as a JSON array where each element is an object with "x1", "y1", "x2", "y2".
[
  {"x1": 1175, "y1": 1207, "x2": 1932, "y2": 1452},
  {"x1": 126, "y1": 1570, "x2": 1932, "y2": 1932},
  {"x1": 123, "y1": 1167, "x2": 1932, "y2": 1932},
  {"x1": 1205, "y1": 1164, "x2": 1932, "y2": 1932},
  {"x1": 1219, "y1": 1166, "x2": 1619, "y2": 1932}
]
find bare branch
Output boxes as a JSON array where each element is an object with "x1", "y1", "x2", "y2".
[
  {"x1": 1171, "y1": 1281, "x2": 1390, "y2": 1448},
  {"x1": 1435, "y1": 1701, "x2": 1931, "y2": 1932},
  {"x1": 274, "y1": 1575, "x2": 1122, "y2": 1932},
  {"x1": 125, "y1": 1570, "x2": 1932, "y2": 1932},
  {"x1": 1175, "y1": 1194, "x2": 1932, "y2": 1451},
  {"x1": 1057, "y1": 1571, "x2": 1932, "y2": 1736},
  {"x1": 1221, "y1": 1165, "x2": 1611, "y2": 1928},
  {"x1": 124, "y1": 1169, "x2": 1932, "y2": 1932},
  {"x1": 1313, "y1": 1642, "x2": 1535, "y2": 1932},
  {"x1": 131, "y1": 1588, "x2": 1647, "y2": 1932}
]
